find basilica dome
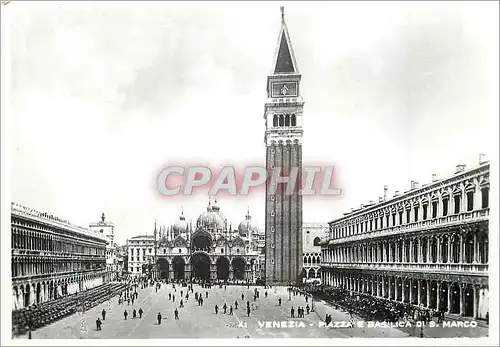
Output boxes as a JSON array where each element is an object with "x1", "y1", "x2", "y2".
[
  {"x1": 238, "y1": 210, "x2": 259, "y2": 237},
  {"x1": 172, "y1": 211, "x2": 188, "y2": 236},
  {"x1": 196, "y1": 199, "x2": 227, "y2": 232}
]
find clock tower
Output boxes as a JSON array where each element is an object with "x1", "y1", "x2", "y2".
[{"x1": 264, "y1": 7, "x2": 303, "y2": 285}]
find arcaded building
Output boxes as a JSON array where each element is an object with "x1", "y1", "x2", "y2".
[
  {"x1": 320, "y1": 161, "x2": 489, "y2": 321},
  {"x1": 11, "y1": 203, "x2": 107, "y2": 310}
]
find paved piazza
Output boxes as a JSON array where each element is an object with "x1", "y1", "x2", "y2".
[{"x1": 16, "y1": 283, "x2": 487, "y2": 339}]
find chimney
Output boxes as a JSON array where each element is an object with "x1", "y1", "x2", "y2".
[
  {"x1": 479, "y1": 153, "x2": 486, "y2": 164},
  {"x1": 411, "y1": 181, "x2": 419, "y2": 189},
  {"x1": 383, "y1": 185, "x2": 388, "y2": 201},
  {"x1": 394, "y1": 190, "x2": 400, "y2": 197},
  {"x1": 456, "y1": 164, "x2": 466, "y2": 173},
  {"x1": 432, "y1": 174, "x2": 437, "y2": 182},
  {"x1": 379, "y1": 197, "x2": 383, "y2": 203}
]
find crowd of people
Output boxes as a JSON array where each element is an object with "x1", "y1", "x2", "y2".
[{"x1": 311, "y1": 286, "x2": 441, "y2": 324}]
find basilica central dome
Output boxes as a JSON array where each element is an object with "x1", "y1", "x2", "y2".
[{"x1": 196, "y1": 199, "x2": 227, "y2": 232}]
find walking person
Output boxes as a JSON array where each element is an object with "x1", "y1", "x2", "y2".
[
  {"x1": 229, "y1": 305, "x2": 233, "y2": 315},
  {"x1": 180, "y1": 300, "x2": 184, "y2": 308},
  {"x1": 169, "y1": 293, "x2": 172, "y2": 301},
  {"x1": 235, "y1": 301, "x2": 238, "y2": 310},
  {"x1": 124, "y1": 310, "x2": 128, "y2": 320},
  {"x1": 101, "y1": 309, "x2": 106, "y2": 321},
  {"x1": 291, "y1": 307, "x2": 295, "y2": 318},
  {"x1": 96, "y1": 317, "x2": 102, "y2": 331},
  {"x1": 223, "y1": 303, "x2": 227, "y2": 314},
  {"x1": 139, "y1": 308, "x2": 144, "y2": 318},
  {"x1": 306, "y1": 304, "x2": 310, "y2": 315},
  {"x1": 241, "y1": 293, "x2": 244, "y2": 301},
  {"x1": 174, "y1": 308, "x2": 179, "y2": 320},
  {"x1": 133, "y1": 309, "x2": 137, "y2": 319},
  {"x1": 157, "y1": 312, "x2": 162, "y2": 325},
  {"x1": 215, "y1": 305, "x2": 219, "y2": 314},
  {"x1": 278, "y1": 297, "x2": 282, "y2": 306},
  {"x1": 247, "y1": 306, "x2": 251, "y2": 317},
  {"x1": 206, "y1": 291, "x2": 209, "y2": 298}
]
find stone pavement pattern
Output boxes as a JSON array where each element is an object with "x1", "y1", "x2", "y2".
[{"x1": 17, "y1": 284, "x2": 486, "y2": 339}]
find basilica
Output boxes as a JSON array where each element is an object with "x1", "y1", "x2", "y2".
[{"x1": 127, "y1": 199, "x2": 265, "y2": 282}]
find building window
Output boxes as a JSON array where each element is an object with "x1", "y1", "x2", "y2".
[
  {"x1": 163, "y1": 249, "x2": 166, "y2": 254},
  {"x1": 454, "y1": 195, "x2": 461, "y2": 214},
  {"x1": 178, "y1": 248, "x2": 182, "y2": 253},
  {"x1": 130, "y1": 267, "x2": 133, "y2": 272},
  {"x1": 313, "y1": 237, "x2": 321, "y2": 246},
  {"x1": 422, "y1": 205, "x2": 428, "y2": 220},
  {"x1": 392, "y1": 213, "x2": 396, "y2": 226},
  {"x1": 414, "y1": 207, "x2": 419, "y2": 222},
  {"x1": 149, "y1": 248, "x2": 152, "y2": 253},
  {"x1": 136, "y1": 267, "x2": 139, "y2": 272},
  {"x1": 466, "y1": 191, "x2": 474, "y2": 211},
  {"x1": 236, "y1": 248, "x2": 240, "y2": 252},
  {"x1": 442, "y1": 197, "x2": 449, "y2": 216},
  {"x1": 482, "y1": 187, "x2": 489, "y2": 208},
  {"x1": 271, "y1": 226, "x2": 275, "y2": 233},
  {"x1": 398, "y1": 212, "x2": 403, "y2": 225},
  {"x1": 406, "y1": 210, "x2": 411, "y2": 223},
  {"x1": 432, "y1": 201, "x2": 438, "y2": 218},
  {"x1": 221, "y1": 248, "x2": 224, "y2": 253}
]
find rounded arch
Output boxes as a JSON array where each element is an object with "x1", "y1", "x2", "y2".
[
  {"x1": 291, "y1": 114, "x2": 296, "y2": 126},
  {"x1": 273, "y1": 114, "x2": 278, "y2": 127},
  {"x1": 172, "y1": 256, "x2": 185, "y2": 280},
  {"x1": 279, "y1": 114, "x2": 284, "y2": 126},
  {"x1": 157, "y1": 258, "x2": 170, "y2": 280},
  {"x1": 191, "y1": 253, "x2": 211, "y2": 280},
  {"x1": 231, "y1": 257, "x2": 246, "y2": 280},
  {"x1": 216, "y1": 256, "x2": 230, "y2": 280},
  {"x1": 285, "y1": 114, "x2": 290, "y2": 126},
  {"x1": 191, "y1": 232, "x2": 212, "y2": 252}
]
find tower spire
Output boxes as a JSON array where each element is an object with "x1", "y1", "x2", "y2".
[{"x1": 272, "y1": 6, "x2": 298, "y2": 74}]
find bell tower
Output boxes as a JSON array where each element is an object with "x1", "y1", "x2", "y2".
[{"x1": 264, "y1": 7, "x2": 303, "y2": 284}]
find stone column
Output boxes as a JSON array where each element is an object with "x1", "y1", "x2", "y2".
[
  {"x1": 473, "y1": 285, "x2": 478, "y2": 318},
  {"x1": 417, "y1": 279, "x2": 422, "y2": 304},
  {"x1": 447, "y1": 236, "x2": 452, "y2": 264},
  {"x1": 447, "y1": 284, "x2": 452, "y2": 313},
  {"x1": 408, "y1": 239, "x2": 413, "y2": 263},
  {"x1": 436, "y1": 282, "x2": 441, "y2": 310},
  {"x1": 437, "y1": 237, "x2": 441, "y2": 263},
  {"x1": 402, "y1": 280, "x2": 406, "y2": 302},
  {"x1": 460, "y1": 235, "x2": 464, "y2": 263},
  {"x1": 460, "y1": 285, "x2": 464, "y2": 316},
  {"x1": 473, "y1": 233, "x2": 478, "y2": 263},
  {"x1": 381, "y1": 277, "x2": 386, "y2": 297},
  {"x1": 427, "y1": 238, "x2": 431, "y2": 263},
  {"x1": 426, "y1": 282, "x2": 431, "y2": 308}
]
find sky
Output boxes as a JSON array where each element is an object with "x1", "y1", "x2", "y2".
[{"x1": 4, "y1": 1, "x2": 498, "y2": 245}]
